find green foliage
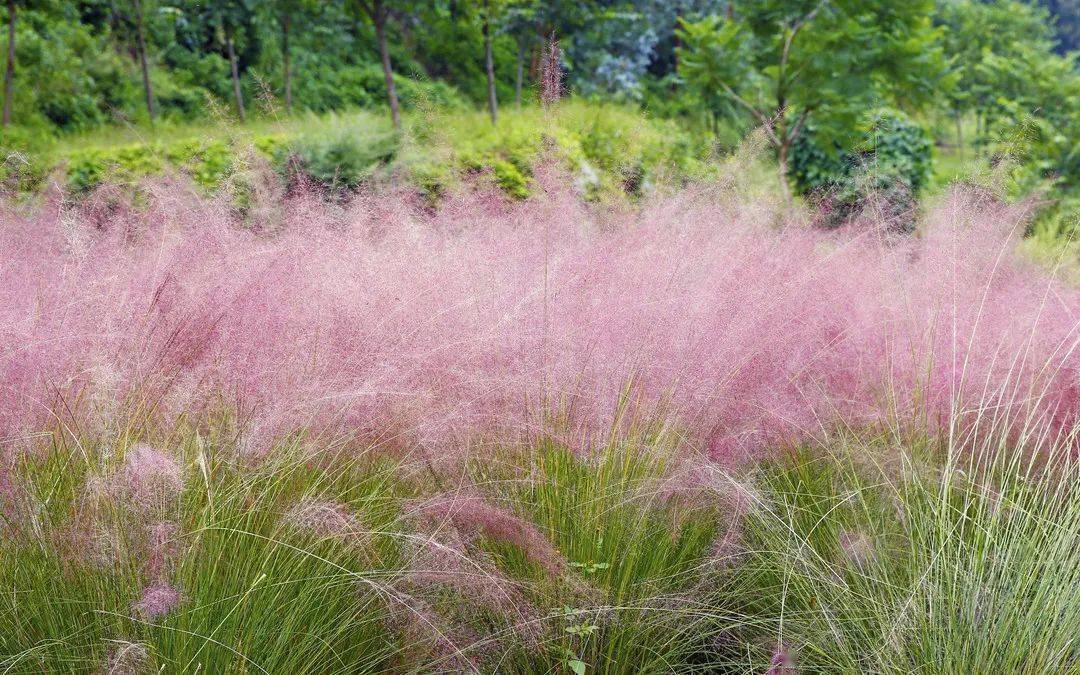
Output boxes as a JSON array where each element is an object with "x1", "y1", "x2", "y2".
[
  {"x1": 790, "y1": 109, "x2": 932, "y2": 229},
  {"x1": 67, "y1": 144, "x2": 165, "y2": 194},
  {"x1": 935, "y1": 0, "x2": 1058, "y2": 126},
  {"x1": 678, "y1": 0, "x2": 946, "y2": 165},
  {"x1": 50, "y1": 103, "x2": 703, "y2": 203},
  {"x1": 163, "y1": 138, "x2": 234, "y2": 189},
  {"x1": 935, "y1": 0, "x2": 1080, "y2": 193},
  {"x1": 64, "y1": 133, "x2": 280, "y2": 195},
  {"x1": 489, "y1": 157, "x2": 530, "y2": 199},
  {"x1": 282, "y1": 118, "x2": 399, "y2": 191},
  {"x1": 791, "y1": 109, "x2": 933, "y2": 195}
]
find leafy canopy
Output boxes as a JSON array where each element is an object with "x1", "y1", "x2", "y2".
[{"x1": 678, "y1": 0, "x2": 946, "y2": 150}]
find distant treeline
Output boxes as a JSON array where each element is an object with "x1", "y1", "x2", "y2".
[{"x1": 0, "y1": 1, "x2": 1076, "y2": 229}]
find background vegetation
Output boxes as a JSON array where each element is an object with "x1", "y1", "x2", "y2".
[{"x1": 0, "y1": 0, "x2": 1075, "y2": 238}]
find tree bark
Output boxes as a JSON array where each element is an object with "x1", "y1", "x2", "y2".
[
  {"x1": 483, "y1": 0, "x2": 497, "y2": 124},
  {"x1": 955, "y1": 111, "x2": 963, "y2": 160},
  {"x1": 514, "y1": 38, "x2": 525, "y2": 107},
  {"x1": 777, "y1": 139, "x2": 792, "y2": 204},
  {"x1": 225, "y1": 23, "x2": 245, "y2": 121},
  {"x1": 133, "y1": 0, "x2": 156, "y2": 121},
  {"x1": 2, "y1": 0, "x2": 15, "y2": 128},
  {"x1": 372, "y1": 1, "x2": 400, "y2": 130},
  {"x1": 281, "y1": 13, "x2": 292, "y2": 112}
]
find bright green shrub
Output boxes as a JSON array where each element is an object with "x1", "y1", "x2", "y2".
[
  {"x1": 49, "y1": 103, "x2": 710, "y2": 203},
  {"x1": 67, "y1": 144, "x2": 165, "y2": 194},
  {"x1": 0, "y1": 126, "x2": 52, "y2": 194},
  {"x1": 490, "y1": 159, "x2": 530, "y2": 199},
  {"x1": 164, "y1": 139, "x2": 233, "y2": 189},
  {"x1": 791, "y1": 109, "x2": 932, "y2": 195},
  {"x1": 410, "y1": 160, "x2": 456, "y2": 205},
  {"x1": 282, "y1": 123, "x2": 400, "y2": 191}
]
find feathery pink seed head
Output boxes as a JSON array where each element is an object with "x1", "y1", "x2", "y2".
[
  {"x1": 120, "y1": 444, "x2": 184, "y2": 511},
  {"x1": 0, "y1": 181, "x2": 1075, "y2": 464},
  {"x1": 285, "y1": 499, "x2": 362, "y2": 538},
  {"x1": 132, "y1": 581, "x2": 182, "y2": 620}
]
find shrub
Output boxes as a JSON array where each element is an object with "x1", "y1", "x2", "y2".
[
  {"x1": 489, "y1": 158, "x2": 530, "y2": 199},
  {"x1": 281, "y1": 121, "x2": 399, "y2": 192},
  {"x1": 791, "y1": 109, "x2": 933, "y2": 229},
  {"x1": 66, "y1": 144, "x2": 165, "y2": 194},
  {"x1": 164, "y1": 139, "x2": 234, "y2": 190}
]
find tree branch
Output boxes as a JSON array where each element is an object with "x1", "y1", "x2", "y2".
[
  {"x1": 780, "y1": 0, "x2": 830, "y2": 79},
  {"x1": 714, "y1": 79, "x2": 782, "y2": 147},
  {"x1": 786, "y1": 106, "x2": 814, "y2": 143}
]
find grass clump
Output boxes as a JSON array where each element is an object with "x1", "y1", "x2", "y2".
[
  {"x1": 0, "y1": 422, "x2": 746, "y2": 673},
  {"x1": 0, "y1": 429, "x2": 410, "y2": 673},
  {"x1": 727, "y1": 435, "x2": 1080, "y2": 673}
]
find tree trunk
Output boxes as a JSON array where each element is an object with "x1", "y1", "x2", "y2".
[
  {"x1": 976, "y1": 113, "x2": 984, "y2": 157},
  {"x1": 777, "y1": 139, "x2": 792, "y2": 203},
  {"x1": 955, "y1": 111, "x2": 963, "y2": 160},
  {"x1": 281, "y1": 14, "x2": 292, "y2": 112},
  {"x1": 372, "y1": 4, "x2": 400, "y2": 130},
  {"x1": 483, "y1": 1, "x2": 497, "y2": 124},
  {"x1": 225, "y1": 24, "x2": 245, "y2": 121},
  {"x1": 673, "y1": 8, "x2": 681, "y2": 72},
  {"x1": 2, "y1": 0, "x2": 15, "y2": 128},
  {"x1": 514, "y1": 39, "x2": 525, "y2": 107},
  {"x1": 133, "y1": 0, "x2": 155, "y2": 121}
]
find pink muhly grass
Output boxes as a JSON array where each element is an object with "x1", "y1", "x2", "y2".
[
  {"x1": 105, "y1": 640, "x2": 150, "y2": 675},
  {"x1": 132, "y1": 580, "x2": 182, "y2": 620},
  {"x1": 0, "y1": 464, "x2": 24, "y2": 535},
  {"x1": 402, "y1": 515, "x2": 547, "y2": 651},
  {"x1": 767, "y1": 644, "x2": 798, "y2": 674},
  {"x1": 838, "y1": 530, "x2": 877, "y2": 568},
  {"x1": 412, "y1": 492, "x2": 565, "y2": 576},
  {"x1": 0, "y1": 180, "x2": 1076, "y2": 464},
  {"x1": 387, "y1": 591, "x2": 482, "y2": 672},
  {"x1": 540, "y1": 34, "x2": 563, "y2": 107},
  {"x1": 284, "y1": 499, "x2": 363, "y2": 539},
  {"x1": 406, "y1": 531, "x2": 516, "y2": 607},
  {"x1": 144, "y1": 520, "x2": 182, "y2": 577},
  {"x1": 117, "y1": 444, "x2": 184, "y2": 512}
]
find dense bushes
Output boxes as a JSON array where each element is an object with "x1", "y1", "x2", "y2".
[
  {"x1": 281, "y1": 119, "x2": 399, "y2": 192},
  {"x1": 790, "y1": 110, "x2": 933, "y2": 229},
  {"x1": 413, "y1": 102, "x2": 712, "y2": 202},
  {"x1": 32, "y1": 103, "x2": 706, "y2": 203}
]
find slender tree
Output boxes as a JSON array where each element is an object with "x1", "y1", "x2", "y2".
[
  {"x1": 272, "y1": 0, "x2": 312, "y2": 113},
  {"x1": 197, "y1": 0, "x2": 251, "y2": 121},
  {"x1": 482, "y1": 0, "x2": 497, "y2": 123},
  {"x1": 2, "y1": 0, "x2": 16, "y2": 127},
  {"x1": 514, "y1": 37, "x2": 525, "y2": 106},
  {"x1": 279, "y1": 9, "x2": 291, "y2": 111},
  {"x1": 502, "y1": 0, "x2": 538, "y2": 107},
  {"x1": 224, "y1": 19, "x2": 244, "y2": 120},
  {"x1": 355, "y1": 0, "x2": 400, "y2": 130},
  {"x1": 132, "y1": 0, "x2": 156, "y2": 120}
]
